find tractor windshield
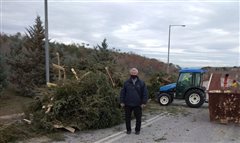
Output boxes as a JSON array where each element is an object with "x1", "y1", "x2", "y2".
[
  {"x1": 178, "y1": 73, "x2": 193, "y2": 87},
  {"x1": 178, "y1": 72, "x2": 202, "y2": 87}
]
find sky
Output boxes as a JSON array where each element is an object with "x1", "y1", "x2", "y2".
[{"x1": 1, "y1": 0, "x2": 240, "y2": 68}]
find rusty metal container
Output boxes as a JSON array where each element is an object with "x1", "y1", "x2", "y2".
[{"x1": 208, "y1": 73, "x2": 240, "y2": 124}]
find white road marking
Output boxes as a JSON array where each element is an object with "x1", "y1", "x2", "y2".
[{"x1": 94, "y1": 113, "x2": 165, "y2": 143}]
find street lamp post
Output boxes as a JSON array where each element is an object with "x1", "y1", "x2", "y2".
[
  {"x1": 44, "y1": 0, "x2": 50, "y2": 83},
  {"x1": 167, "y1": 24, "x2": 186, "y2": 74}
]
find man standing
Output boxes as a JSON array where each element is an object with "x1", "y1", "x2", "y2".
[{"x1": 120, "y1": 68, "x2": 148, "y2": 135}]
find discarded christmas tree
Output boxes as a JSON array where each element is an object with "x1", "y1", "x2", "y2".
[{"x1": 26, "y1": 71, "x2": 122, "y2": 131}]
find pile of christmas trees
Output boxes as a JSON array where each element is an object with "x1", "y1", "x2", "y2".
[{"x1": 26, "y1": 71, "x2": 122, "y2": 132}]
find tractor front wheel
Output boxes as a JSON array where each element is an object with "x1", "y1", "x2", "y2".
[
  {"x1": 158, "y1": 93, "x2": 172, "y2": 106},
  {"x1": 185, "y1": 89, "x2": 205, "y2": 108}
]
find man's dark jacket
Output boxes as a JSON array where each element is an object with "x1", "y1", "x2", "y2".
[{"x1": 120, "y1": 77, "x2": 148, "y2": 107}]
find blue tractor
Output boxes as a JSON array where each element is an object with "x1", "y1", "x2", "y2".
[{"x1": 156, "y1": 69, "x2": 206, "y2": 108}]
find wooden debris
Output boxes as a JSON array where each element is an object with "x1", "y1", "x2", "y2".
[
  {"x1": 45, "y1": 104, "x2": 53, "y2": 114},
  {"x1": 71, "y1": 68, "x2": 79, "y2": 80},
  {"x1": 79, "y1": 71, "x2": 91, "y2": 81},
  {"x1": 52, "y1": 63, "x2": 65, "y2": 71},
  {"x1": 53, "y1": 124, "x2": 63, "y2": 128},
  {"x1": 64, "y1": 126, "x2": 75, "y2": 133},
  {"x1": 52, "y1": 63, "x2": 66, "y2": 80},
  {"x1": 53, "y1": 124, "x2": 75, "y2": 133},
  {"x1": 47, "y1": 82, "x2": 57, "y2": 87},
  {"x1": 56, "y1": 52, "x2": 61, "y2": 80},
  {"x1": 23, "y1": 119, "x2": 31, "y2": 124},
  {"x1": 105, "y1": 67, "x2": 115, "y2": 87}
]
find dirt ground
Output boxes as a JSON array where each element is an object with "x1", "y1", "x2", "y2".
[{"x1": 22, "y1": 100, "x2": 240, "y2": 143}]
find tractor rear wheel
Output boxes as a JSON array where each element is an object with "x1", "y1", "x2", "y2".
[
  {"x1": 185, "y1": 89, "x2": 205, "y2": 108},
  {"x1": 158, "y1": 93, "x2": 172, "y2": 106}
]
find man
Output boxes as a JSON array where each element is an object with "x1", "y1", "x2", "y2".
[
  {"x1": 223, "y1": 74, "x2": 229, "y2": 88},
  {"x1": 120, "y1": 68, "x2": 148, "y2": 135}
]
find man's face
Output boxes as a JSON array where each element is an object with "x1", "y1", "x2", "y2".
[{"x1": 130, "y1": 68, "x2": 138, "y2": 76}]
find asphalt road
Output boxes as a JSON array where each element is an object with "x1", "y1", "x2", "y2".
[
  {"x1": 25, "y1": 100, "x2": 240, "y2": 143},
  {"x1": 109, "y1": 101, "x2": 240, "y2": 143}
]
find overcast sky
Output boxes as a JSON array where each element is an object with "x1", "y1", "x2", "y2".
[{"x1": 1, "y1": 0, "x2": 239, "y2": 68}]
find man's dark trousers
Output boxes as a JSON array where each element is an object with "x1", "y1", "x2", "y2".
[{"x1": 125, "y1": 105, "x2": 142, "y2": 132}]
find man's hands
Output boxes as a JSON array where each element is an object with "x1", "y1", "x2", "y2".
[{"x1": 120, "y1": 103, "x2": 146, "y2": 108}]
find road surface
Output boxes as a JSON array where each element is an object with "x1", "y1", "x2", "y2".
[{"x1": 25, "y1": 100, "x2": 240, "y2": 143}]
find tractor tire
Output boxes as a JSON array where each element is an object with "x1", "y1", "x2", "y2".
[
  {"x1": 185, "y1": 89, "x2": 205, "y2": 108},
  {"x1": 158, "y1": 93, "x2": 172, "y2": 106}
]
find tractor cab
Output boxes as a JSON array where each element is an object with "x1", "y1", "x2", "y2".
[{"x1": 156, "y1": 69, "x2": 206, "y2": 108}]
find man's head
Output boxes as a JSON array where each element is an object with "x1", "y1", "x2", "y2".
[{"x1": 130, "y1": 68, "x2": 138, "y2": 79}]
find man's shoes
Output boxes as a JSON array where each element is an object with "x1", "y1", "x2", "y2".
[
  {"x1": 126, "y1": 131, "x2": 131, "y2": 134},
  {"x1": 135, "y1": 131, "x2": 140, "y2": 135}
]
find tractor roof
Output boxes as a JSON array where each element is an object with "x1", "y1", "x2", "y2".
[{"x1": 179, "y1": 68, "x2": 206, "y2": 73}]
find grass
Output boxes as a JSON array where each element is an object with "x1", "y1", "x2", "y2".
[
  {"x1": 0, "y1": 122, "x2": 65, "y2": 143},
  {"x1": 0, "y1": 122, "x2": 35, "y2": 143},
  {"x1": 0, "y1": 87, "x2": 34, "y2": 116},
  {"x1": 0, "y1": 87, "x2": 46, "y2": 143}
]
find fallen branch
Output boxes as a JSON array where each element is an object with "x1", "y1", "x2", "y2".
[
  {"x1": 105, "y1": 67, "x2": 115, "y2": 87},
  {"x1": 79, "y1": 71, "x2": 91, "y2": 81},
  {"x1": 23, "y1": 119, "x2": 31, "y2": 124},
  {"x1": 71, "y1": 68, "x2": 79, "y2": 80}
]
